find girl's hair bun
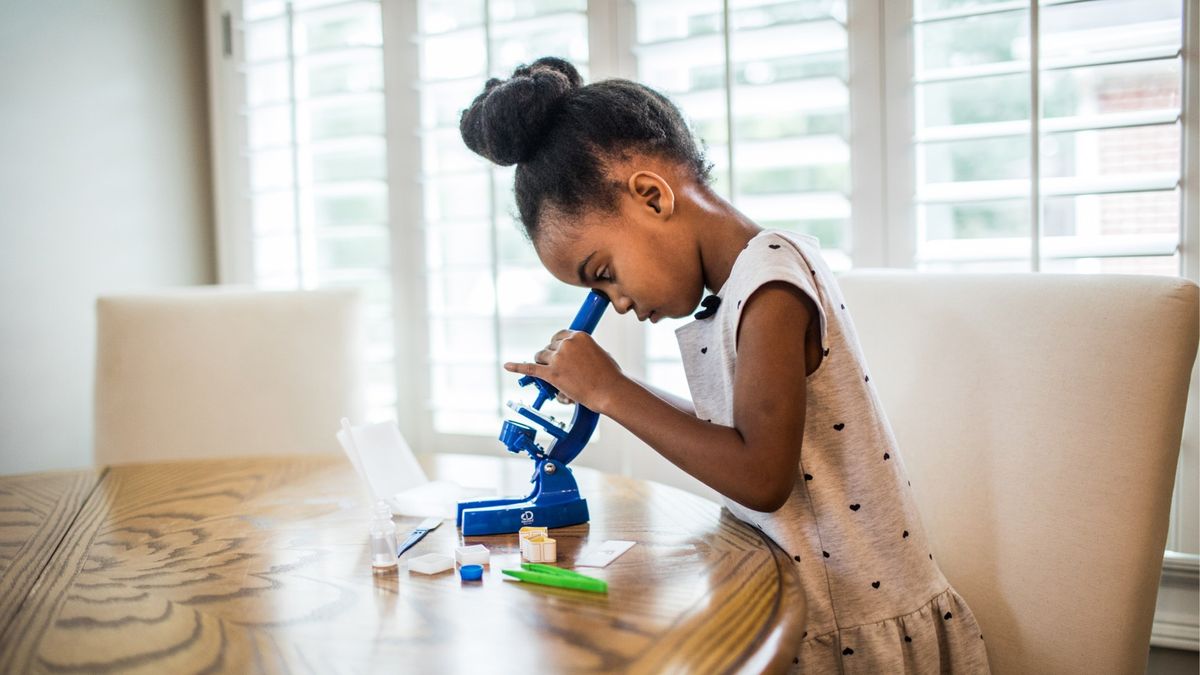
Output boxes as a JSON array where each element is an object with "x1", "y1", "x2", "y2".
[{"x1": 460, "y1": 56, "x2": 582, "y2": 166}]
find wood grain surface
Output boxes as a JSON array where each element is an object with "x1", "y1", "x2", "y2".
[
  {"x1": 0, "y1": 454, "x2": 805, "y2": 674},
  {"x1": 0, "y1": 469, "x2": 103, "y2": 640}
]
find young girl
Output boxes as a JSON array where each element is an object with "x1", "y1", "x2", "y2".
[{"x1": 460, "y1": 56, "x2": 991, "y2": 673}]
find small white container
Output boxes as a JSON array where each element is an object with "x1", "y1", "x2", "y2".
[
  {"x1": 455, "y1": 544, "x2": 490, "y2": 567},
  {"x1": 408, "y1": 553, "x2": 455, "y2": 575}
]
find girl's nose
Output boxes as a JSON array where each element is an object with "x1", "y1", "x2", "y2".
[{"x1": 612, "y1": 294, "x2": 635, "y2": 314}]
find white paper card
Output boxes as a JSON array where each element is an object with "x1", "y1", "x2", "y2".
[{"x1": 575, "y1": 540, "x2": 636, "y2": 568}]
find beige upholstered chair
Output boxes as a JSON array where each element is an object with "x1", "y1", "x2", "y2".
[
  {"x1": 837, "y1": 270, "x2": 1198, "y2": 674},
  {"x1": 94, "y1": 287, "x2": 365, "y2": 464}
]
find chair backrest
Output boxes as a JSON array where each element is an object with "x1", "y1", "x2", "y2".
[
  {"x1": 94, "y1": 287, "x2": 365, "y2": 465},
  {"x1": 836, "y1": 270, "x2": 1198, "y2": 675}
]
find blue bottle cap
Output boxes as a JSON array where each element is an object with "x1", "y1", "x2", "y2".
[{"x1": 459, "y1": 564, "x2": 483, "y2": 581}]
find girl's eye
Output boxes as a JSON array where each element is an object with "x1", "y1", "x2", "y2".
[{"x1": 597, "y1": 268, "x2": 613, "y2": 282}]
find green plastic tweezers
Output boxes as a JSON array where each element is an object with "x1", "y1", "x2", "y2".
[{"x1": 501, "y1": 563, "x2": 608, "y2": 593}]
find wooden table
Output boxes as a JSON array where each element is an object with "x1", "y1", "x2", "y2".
[{"x1": 0, "y1": 454, "x2": 805, "y2": 673}]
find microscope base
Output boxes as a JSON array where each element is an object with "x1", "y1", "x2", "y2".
[
  {"x1": 456, "y1": 458, "x2": 590, "y2": 536},
  {"x1": 457, "y1": 496, "x2": 589, "y2": 536}
]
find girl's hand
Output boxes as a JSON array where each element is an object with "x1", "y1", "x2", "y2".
[{"x1": 503, "y1": 329, "x2": 623, "y2": 413}]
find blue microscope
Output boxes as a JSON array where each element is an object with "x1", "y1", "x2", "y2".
[{"x1": 456, "y1": 291, "x2": 610, "y2": 536}]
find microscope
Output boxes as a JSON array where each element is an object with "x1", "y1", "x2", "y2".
[{"x1": 456, "y1": 291, "x2": 610, "y2": 536}]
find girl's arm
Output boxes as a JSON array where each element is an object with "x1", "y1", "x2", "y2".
[
  {"x1": 507, "y1": 281, "x2": 814, "y2": 513},
  {"x1": 625, "y1": 375, "x2": 696, "y2": 416},
  {"x1": 558, "y1": 375, "x2": 695, "y2": 415},
  {"x1": 603, "y1": 282, "x2": 812, "y2": 511}
]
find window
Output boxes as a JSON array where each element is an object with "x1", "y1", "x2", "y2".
[
  {"x1": 634, "y1": 0, "x2": 854, "y2": 399},
  {"x1": 415, "y1": 0, "x2": 591, "y2": 439},
  {"x1": 222, "y1": 0, "x2": 396, "y2": 420},
  {"x1": 909, "y1": 0, "x2": 1184, "y2": 274}
]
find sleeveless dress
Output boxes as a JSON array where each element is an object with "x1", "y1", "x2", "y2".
[{"x1": 674, "y1": 230, "x2": 991, "y2": 673}]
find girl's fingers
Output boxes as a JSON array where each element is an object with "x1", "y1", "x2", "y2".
[
  {"x1": 548, "y1": 329, "x2": 574, "y2": 351},
  {"x1": 503, "y1": 361, "x2": 546, "y2": 377}
]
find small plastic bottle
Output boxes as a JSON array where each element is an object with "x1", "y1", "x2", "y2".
[{"x1": 368, "y1": 500, "x2": 398, "y2": 571}]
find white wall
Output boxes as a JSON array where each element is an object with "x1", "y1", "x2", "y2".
[{"x1": 0, "y1": 0, "x2": 215, "y2": 475}]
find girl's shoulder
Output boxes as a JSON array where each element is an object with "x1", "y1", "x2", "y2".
[
  {"x1": 728, "y1": 229, "x2": 824, "y2": 287},
  {"x1": 722, "y1": 228, "x2": 831, "y2": 348},
  {"x1": 737, "y1": 230, "x2": 822, "y2": 265},
  {"x1": 753, "y1": 228, "x2": 821, "y2": 247}
]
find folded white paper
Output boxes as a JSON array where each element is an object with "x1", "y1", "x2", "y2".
[
  {"x1": 337, "y1": 418, "x2": 494, "y2": 519},
  {"x1": 338, "y1": 418, "x2": 428, "y2": 501}
]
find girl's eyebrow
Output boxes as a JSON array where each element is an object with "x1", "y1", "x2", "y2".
[{"x1": 577, "y1": 250, "x2": 597, "y2": 283}]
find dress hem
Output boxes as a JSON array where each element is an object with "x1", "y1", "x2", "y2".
[{"x1": 801, "y1": 585, "x2": 956, "y2": 641}]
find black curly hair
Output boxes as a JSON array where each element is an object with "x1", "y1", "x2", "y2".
[{"x1": 458, "y1": 56, "x2": 712, "y2": 242}]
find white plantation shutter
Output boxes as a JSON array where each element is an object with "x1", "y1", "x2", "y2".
[
  {"x1": 222, "y1": 0, "x2": 397, "y2": 421},
  {"x1": 633, "y1": 0, "x2": 854, "y2": 399},
  {"x1": 910, "y1": 0, "x2": 1185, "y2": 274},
  {"x1": 416, "y1": 0, "x2": 591, "y2": 437}
]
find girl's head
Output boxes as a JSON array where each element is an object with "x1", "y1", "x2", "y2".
[{"x1": 459, "y1": 57, "x2": 716, "y2": 322}]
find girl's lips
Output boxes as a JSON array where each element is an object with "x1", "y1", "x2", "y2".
[{"x1": 649, "y1": 310, "x2": 659, "y2": 323}]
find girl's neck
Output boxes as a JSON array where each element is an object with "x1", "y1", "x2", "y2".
[{"x1": 687, "y1": 186, "x2": 762, "y2": 294}]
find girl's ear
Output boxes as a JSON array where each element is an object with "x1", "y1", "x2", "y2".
[{"x1": 627, "y1": 170, "x2": 675, "y2": 219}]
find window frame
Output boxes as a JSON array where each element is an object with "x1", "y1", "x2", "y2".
[{"x1": 205, "y1": 0, "x2": 255, "y2": 286}]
